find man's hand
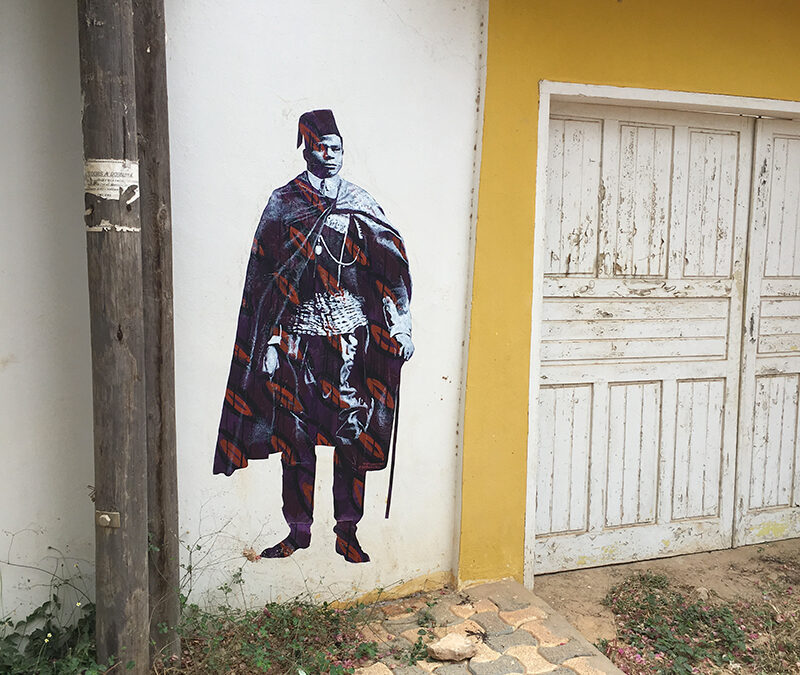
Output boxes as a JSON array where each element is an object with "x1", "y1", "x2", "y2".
[
  {"x1": 395, "y1": 333, "x2": 414, "y2": 360},
  {"x1": 263, "y1": 345, "x2": 279, "y2": 376}
]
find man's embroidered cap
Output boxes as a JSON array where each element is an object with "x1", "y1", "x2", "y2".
[{"x1": 297, "y1": 109, "x2": 341, "y2": 148}]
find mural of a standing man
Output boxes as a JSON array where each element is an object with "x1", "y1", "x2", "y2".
[{"x1": 213, "y1": 110, "x2": 413, "y2": 563}]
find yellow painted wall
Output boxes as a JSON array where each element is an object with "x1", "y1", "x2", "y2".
[{"x1": 460, "y1": 0, "x2": 800, "y2": 584}]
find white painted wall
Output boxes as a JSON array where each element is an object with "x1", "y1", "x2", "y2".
[
  {"x1": 0, "y1": 3, "x2": 95, "y2": 617},
  {"x1": 0, "y1": 0, "x2": 483, "y2": 617},
  {"x1": 167, "y1": 0, "x2": 483, "y2": 604}
]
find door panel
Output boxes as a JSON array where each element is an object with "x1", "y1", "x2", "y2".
[
  {"x1": 534, "y1": 103, "x2": 753, "y2": 572},
  {"x1": 605, "y1": 381, "x2": 661, "y2": 527},
  {"x1": 535, "y1": 385, "x2": 592, "y2": 535},
  {"x1": 735, "y1": 119, "x2": 800, "y2": 546},
  {"x1": 672, "y1": 378, "x2": 725, "y2": 520}
]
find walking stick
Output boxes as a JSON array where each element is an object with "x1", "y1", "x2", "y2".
[{"x1": 384, "y1": 381, "x2": 400, "y2": 518}]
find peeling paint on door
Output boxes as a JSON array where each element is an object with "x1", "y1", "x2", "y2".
[{"x1": 534, "y1": 103, "x2": 753, "y2": 573}]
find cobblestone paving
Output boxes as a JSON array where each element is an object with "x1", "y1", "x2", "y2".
[{"x1": 354, "y1": 580, "x2": 624, "y2": 675}]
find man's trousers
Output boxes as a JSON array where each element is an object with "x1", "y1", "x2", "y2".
[{"x1": 269, "y1": 328, "x2": 372, "y2": 534}]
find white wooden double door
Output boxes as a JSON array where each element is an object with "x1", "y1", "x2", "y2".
[{"x1": 534, "y1": 102, "x2": 800, "y2": 573}]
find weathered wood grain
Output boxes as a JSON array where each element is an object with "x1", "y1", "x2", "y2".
[
  {"x1": 132, "y1": 0, "x2": 180, "y2": 661},
  {"x1": 77, "y1": 0, "x2": 149, "y2": 672}
]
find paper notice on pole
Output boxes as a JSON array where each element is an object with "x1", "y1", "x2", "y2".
[{"x1": 84, "y1": 159, "x2": 140, "y2": 204}]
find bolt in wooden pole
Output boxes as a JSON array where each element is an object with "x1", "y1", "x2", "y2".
[
  {"x1": 76, "y1": 1, "x2": 150, "y2": 672},
  {"x1": 131, "y1": 0, "x2": 181, "y2": 662}
]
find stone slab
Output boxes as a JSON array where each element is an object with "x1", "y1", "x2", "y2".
[
  {"x1": 519, "y1": 620, "x2": 568, "y2": 648},
  {"x1": 499, "y1": 605, "x2": 547, "y2": 628},
  {"x1": 435, "y1": 663, "x2": 472, "y2": 675},
  {"x1": 450, "y1": 601, "x2": 478, "y2": 619},
  {"x1": 485, "y1": 628, "x2": 538, "y2": 653},
  {"x1": 467, "y1": 654, "x2": 525, "y2": 675},
  {"x1": 563, "y1": 655, "x2": 626, "y2": 675},
  {"x1": 472, "y1": 598, "x2": 500, "y2": 614},
  {"x1": 538, "y1": 640, "x2": 597, "y2": 665},
  {"x1": 471, "y1": 640, "x2": 502, "y2": 663},
  {"x1": 465, "y1": 580, "x2": 537, "y2": 611},
  {"x1": 429, "y1": 602, "x2": 462, "y2": 626},
  {"x1": 472, "y1": 611, "x2": 514, "y2": 636},
  {"x1": 432, "y1": 618, "x2": 485, "y2": 640},
  {"x1": 385, "y1": 612, "x2": 422, "y2": 628}
]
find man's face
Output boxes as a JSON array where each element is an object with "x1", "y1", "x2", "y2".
[{"x1": 303, "y1": 134, "x2": 343, "y2": 178}]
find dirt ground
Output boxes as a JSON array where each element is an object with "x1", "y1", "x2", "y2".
[{"x1": 533, "y1": 538, "x2": 800, "y2": 645}]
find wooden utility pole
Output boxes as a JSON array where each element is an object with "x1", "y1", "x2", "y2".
[
  {"x1": 77, "y1": 1, "x2": 150, "y2": 672},
  {"x1": 132, "y1": 0, "x2": 181, "y2": 661}
]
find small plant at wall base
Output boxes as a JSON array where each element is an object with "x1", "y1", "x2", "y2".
[
  {"x1": 0, "y1": 593, "x2": 105, "y2": 674},
  {"x1": 0, "y1": 543, "x2": 111, "y2": 675},
  {"x1": 172, "y1": 598, "x2": 380, "y2": 674}
]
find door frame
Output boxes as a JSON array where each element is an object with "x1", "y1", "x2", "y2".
[{"x1": 524, "y1": 81, "x2": 800, "y2": 587}]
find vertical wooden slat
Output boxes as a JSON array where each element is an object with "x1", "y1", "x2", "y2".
[
  {"x1": 750, "y1": 377, "x2": 770, "y2": 509},
  {"x1": 785, "y1": 140, "x2": 800, "y2": 276},
  {"x1": 617, "y1": 126, "x2": 638, "y2": 275},
  {"x1": 658, "y1": 379, "x2": 678, "y2": 525},
  {"x1": 777, "y1": 376, "x2": 797, "y2": 505},
  {"x1": 633, "y1": 127, "x2": 655, "y2": 275},
  {"x1": 569, "y1": 388, "x2": 591, "y2": 531},
  {"x1": 702, "y1": 134, "x2": 721, "y2": 276},
  {"x1": 764, "y1": 138, "x2": 786, "y2": 277},
  {"x1": 545, "y1": 121, "x2": 565, "y2": 275},
  {"x1": 535, "y1": 388, "x2": 556, "y2": 534},
  {"x1": 765, "y1": 377, "x2": 783, "y2": 507},
  {"x1": 687, "y1": 380, "x2": 709, "y2": 516},
  {"x1": 704, "y1": 380, "x2": 725, "y2": 516},
  {"x1": 578, "y1": 123, "x2": 601, "y2": 275},
  {"x1": 561, "y1": 123, "x2": 582, "y2": 275},
  {"x1": 551, "y1": 388, "x2": 573, "y2": 532},
  {"x1": 794, "y1": 375, "x2": 800, "y2": 507},
  {"x1": 76, "y1": 1, "x2": 149, "y2": 671},
  {"x1": 716, "y1": 134, "x2": 738, "y2": 277},
  {"x1": 598, "y1": 120, "x2": 619, "y2": 278},
  {"x1": 606, "y1": 384, "x2": 625, "y2": 526},
  {"x1": 131, "y1": 0, "x2": 180, "y2": 661},
  {"x1": 707, "y1": 134, "x2": 722, "y2": 276},
  {"x1": 778, "y1": 140, "x2": 795, "y2": 277},
  {"x1": 652, "y1": 127, "x2": 671, "y2": 277},
  {"x1": 589, "y1": 382, "x2": 609, "y2": 532},
  {"x1": 685, "y1": 131, "x2": 705, "y2": 276},
  {"x1": 672, "y1": 381, "x2": 691, "y2": 520},
  {"x1": 638, "y1": 382, "x2": 659, "y2": 522},
  {"x1": 621, "y1": 383, "x2": 642, "y2": 524}
]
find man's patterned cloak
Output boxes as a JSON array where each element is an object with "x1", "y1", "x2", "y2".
[{"x1": 213, "y1": 173, "x2": 411, "y2": 477}]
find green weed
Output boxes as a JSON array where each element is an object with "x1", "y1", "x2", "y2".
[
  {"x1": 172, "y1": 599, "x2": 379, "y2": 674},
  {"x1": 0, "y1": 595, "x2": 105, "y2": 675},
  {"x1": 600, "y1": 566, "x2": 800, "y2": 674},
  {"x1": 405, "y1": 632, "x2": 430, "y2": 666}
]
